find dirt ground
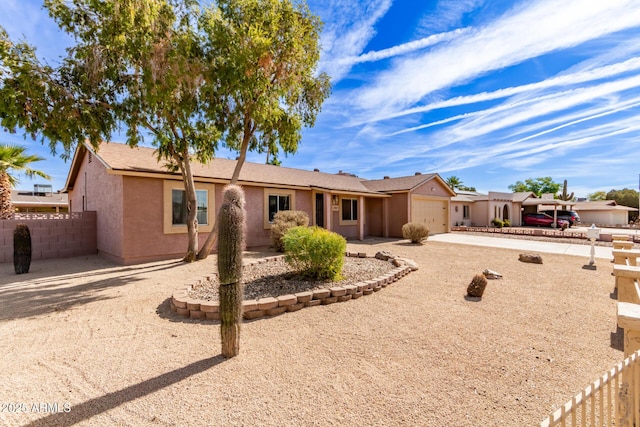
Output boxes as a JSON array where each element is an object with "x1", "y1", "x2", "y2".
[{"x1": 0, "y1": 238, "x2": 623, "y2": 426}]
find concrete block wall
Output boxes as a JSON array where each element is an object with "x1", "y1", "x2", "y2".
[
  {"x1": 1, "y1": 212, "x2": 97, "y2": 263},
  {"x1": 170, "y1": 254, "x2": 415, "y2": 321}
]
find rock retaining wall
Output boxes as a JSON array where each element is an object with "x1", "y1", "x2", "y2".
[{"x1": 170, "y1": 253, "x2": 415, "y2": 321}]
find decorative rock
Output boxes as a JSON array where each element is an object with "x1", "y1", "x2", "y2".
[
  {"x1": 483, "y1": 269, "x2": 502, "y2": 279},
  {"x1": 519, "y1": 253, "x2": 543, "y2": 264},
  {"x1": 467, "y1": 274, "x2": 488, "y2": 298},
  {"x1": 392, "y1": 258, "x2": 404, "y2": 267},
  {"x1": 402, "y1": 258, "x2": 419, "y2": 271},
  {"x1": 358, "y1": 252, "x2": 367, "y2": 258},
  {"x1": 375, "y1": 251, "x2": 393, "y2": 261}
]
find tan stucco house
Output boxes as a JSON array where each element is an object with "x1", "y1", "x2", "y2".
[
  {"x1": 572, "y1": 200, "x2": 638, "y2": 226},
  {"x1": 451, "y1": 190, "x2": 536, "y2": 227},
  {"x1": 11, "y1": 185, "x2": 69, "y2": 214},
  {"x1": 64, "y1": 142, "x2": 454, "y2": 264}
]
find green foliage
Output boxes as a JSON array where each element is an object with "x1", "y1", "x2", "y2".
[
  {"x1": 503, "y1": 219, "x2": 511, "y2": 227},
  {"x1": 282, "y1": 226, "x2": 346, "y2": 281},
  {"x1": 270, "y1": 210, "x2": 309, "y2": 252},
  {"x1": 508, "y1": 177, "x2": 560, "y2": 197},
  {"x1": 402, "y1": 222, "x2": 430, "y2": 244},
  {"x1": 587, "y1": 191, "x2": 607, "y2": 201},
  {"x1": 491, "y1": 218, "x2": 504, "y2": 228},
  {"x1": 0, "y1": 0, "x2": 330, "y2": 262},
  {"x1": 0, "y1": 144, "x2": 51, "y2": 219},
  {"x1": 13, "y1": 224, "x2": 31, "y2": 274},
  {"x1": 217, "y1": 184, "x2": 246, "y2": 358},
  {"x1": 445, "y1": 175, "x2": 462, "y2": 190},
  {"x1": 606, "y1": 188, "x2": 639, "y2": 222}
]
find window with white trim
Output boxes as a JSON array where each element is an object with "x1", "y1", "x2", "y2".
[
  {"x1": 268, "y1": 194, "x2": 290, "y2": 222},
  {"x1": 172, "y1": 189, "x2": 208, "y2": 225},
  {"x1": 341, "y1": 198, "x2": 358, "y2": 221}
]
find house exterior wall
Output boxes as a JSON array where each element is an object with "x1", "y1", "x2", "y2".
[
  {"x1": 577, "y1": 211, "x2": 629, "y2": 227},
  {"x1": 411, "y1": 180, "x2": 451, "y2": 197},
  {"x1": 68, "y1": 153, "x2": 124, "y2": 260},
  {"x1": 451, "y1": 201, "x2": 472, "y2": 226},
  {"x1": 471, "y1": 201, "x2": 489, "y2": 226}
]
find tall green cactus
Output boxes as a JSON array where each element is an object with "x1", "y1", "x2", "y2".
[
  {"x1": 13, "y1": 224, "x2": 32, "y2": 274},
  {"x1": 217, "y1": 184, "x2": 246, "y2": 358},
  {"x1": 558, "y1": 179, "x2": 574, "y2": 201}
]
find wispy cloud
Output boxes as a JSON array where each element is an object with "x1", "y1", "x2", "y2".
[
  {"x1": 351, "y1": 0, "x2": 640, "y2": 114},
  {"x1": 310, "y1": 0, "x2": 393, "y2": 83},
  {"x1": 417, "y1": 0, "x2": 486, "y2": 34}
]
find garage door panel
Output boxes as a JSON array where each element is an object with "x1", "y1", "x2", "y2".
[{"x1": 411, "y1": 196, "x2": 448, "y2": 234}]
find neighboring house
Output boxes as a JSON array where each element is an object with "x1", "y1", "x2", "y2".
[
  {"x1": 63, "y1": 142, "x2": 454, "y2": 264},
  {"x1": 572, "y1": 200, "x2": 638, "y2": 226},
  {"x1": 11, "y1": 185, "x2": 69, "y2": 213},
  {"x1": 451, "y1": 190, "x2": 536, "y2": 227}
]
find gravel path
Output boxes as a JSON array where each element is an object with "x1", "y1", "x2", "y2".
[{"x1": 0, "y1": 237, "x2": 622, "y2": 426}]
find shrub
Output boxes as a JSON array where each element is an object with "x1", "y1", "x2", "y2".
[
  {"x1": 270, "y1": 210, "x2": 309, "y2": 252},
  {"x1": 282, "y1": 226, "x2": 346, "y2": 280},
  {"x1": 503, "y1": 219, "x2": 511, "y2": 227},
  {"x1": 492, "y1": 218, "x2": 504, "y2": 228},
  {"x1": 13, "y1": 224, "x2": 31, "y2": 274},
  {"x1": 402, "y1": 222, "x2": 429, "y2": 244}
]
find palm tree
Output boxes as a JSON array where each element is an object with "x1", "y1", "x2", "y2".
[
  {"x1": 0, "y1": 144, "x2": 51, "y2": 219},
  {"x1": 445, "y1": 175, "x2": 462, "y2": 190}
]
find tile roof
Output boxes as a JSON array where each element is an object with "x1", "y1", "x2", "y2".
[{"x1": 71, "y1": 142, "x2": 385, "y2": 195}]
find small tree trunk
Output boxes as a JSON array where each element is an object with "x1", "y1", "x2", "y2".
[
  {"x1": 175, "y1": 147, "x2": 198, "y2": 262},
  {"x1": 0, "y1": 172, "x2": 13, "y2": 220},
  {"x1": 217, "y1": 185, "x2": 246, "y2": 358}
]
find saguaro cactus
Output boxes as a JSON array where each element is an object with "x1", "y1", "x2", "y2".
[
  {"x1": 13, "y1": 224, "x2": 32, "y2": 274},
  {"x1": 217, "y1": 185, "x2": 246, "y2": 358}
]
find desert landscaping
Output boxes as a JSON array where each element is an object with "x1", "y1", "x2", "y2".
[{"x1": 0, "y1": 237, "x2": 623, "y2": 426}]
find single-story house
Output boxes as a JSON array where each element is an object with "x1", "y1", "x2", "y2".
[
  {"x1": 11, "y1": 185, "x2": 69, "y2": 214},
  {"x1": 571, "y1": 200, "x2": 638, "y2": 226},
  {"x1": 64, "y1": 142, "x2": 454, "y2": 264},
  {"x1": 451, "y1": 190, "x2": 536, "y2": 227}
]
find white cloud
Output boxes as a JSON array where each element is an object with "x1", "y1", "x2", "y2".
[
  {"x1": 352, "y1": 0, "x2": 640, "y2": 114},
  {"x1": 417, "y1": 0, "x2": 486, "y2": 34}
]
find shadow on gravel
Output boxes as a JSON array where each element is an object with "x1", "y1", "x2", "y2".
[
  {"x1": 23, "y1": 355, "x2": 226, "y2": 427},
  {"x1": 610, "y1": 326, "x2": 624, "y2": 351}
]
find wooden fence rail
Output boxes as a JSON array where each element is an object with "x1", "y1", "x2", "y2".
[{"x1": 540, "y1": 349, "x2": 640, "y2": 427}]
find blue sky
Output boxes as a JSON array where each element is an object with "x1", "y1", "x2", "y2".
[{"x1": 2, "y1": 0, "x2": 640, "y2": 197}]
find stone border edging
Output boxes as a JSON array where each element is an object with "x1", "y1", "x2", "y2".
[{"x1": 169, "y1": 252, "x2": 416, "y2": 321}]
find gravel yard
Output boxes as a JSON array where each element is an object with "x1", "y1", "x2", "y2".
[{"x1": 0, "y1": 237, "x2": 623, "y2": 426}]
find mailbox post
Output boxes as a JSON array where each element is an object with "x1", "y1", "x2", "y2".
[{"x1": 586, "y1": 224, "x2": 601, "y2": 266}]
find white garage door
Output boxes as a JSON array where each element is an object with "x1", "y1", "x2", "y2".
[{"x1": 411, "y1": 196, "x2": 448, "y2": 234}]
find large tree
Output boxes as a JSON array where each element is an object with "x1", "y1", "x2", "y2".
[
  {"x1": 587, "y1": 191, "x2": 607, "y2": 201},
  {"x1": 0, "y1": 144, "x2": 51, "y2": 219},
  {"x1": 508, "y1": 177, "x2": 560, "y2": 197},
  {"x1": 606, "y1": 188, "x2": 639, "y2": 222},
  {"x1": 0, "y1": 0, "x2": 329, "y2": 262}
]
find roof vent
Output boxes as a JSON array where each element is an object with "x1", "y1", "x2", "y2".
[
  {"x1": 383, "y1": 176, "x2": 390, "y2": 179},
  {"x1": 313, "y1": 168, "x2": 319, "y2": 172},
  {"x1": 415, "y1": 172, "x2": 422, "y2": 175}
]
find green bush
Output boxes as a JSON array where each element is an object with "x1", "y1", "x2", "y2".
[
  {"x1": 402, "y1": 222, "x2": 429, "y2": 244},
  {"x1": 282, "y1": 226, "x2": 346, "y2": 280},
  {"x1": 270, "y1": 210, "x2": 309, "y2": 252},
  {"x1": 503, "y1": 219, "x2": 511, "y2": 227},
  {"x1": 492, "y1": 218, "x2": 504, "y2": 228}
]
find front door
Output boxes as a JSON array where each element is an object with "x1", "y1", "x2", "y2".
[{"x1": 315, "y1": 193, "x2": 324, "y2": 228}]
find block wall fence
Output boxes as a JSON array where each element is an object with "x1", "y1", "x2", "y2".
[{"x1": 1, "y1": 212, "x2": 97, "y2": 264}]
